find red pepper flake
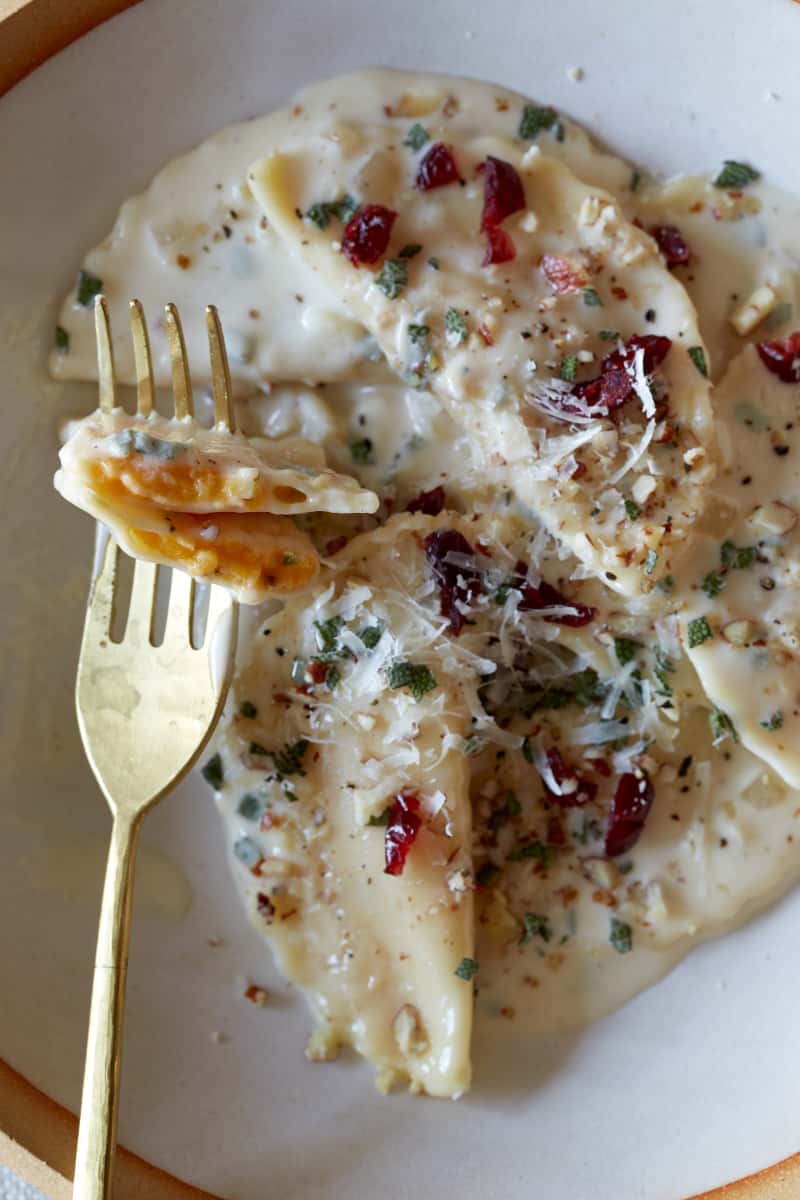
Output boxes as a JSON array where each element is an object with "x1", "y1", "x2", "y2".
[
  {"x1": 256, "y1": 892, "x2": 275, "y2": 920},
  {"x1": 605, "y1": 770, "x2": 654, "y2": 857},
  {"x1": 416, "y1": 142, "x2": 461, "y2": 190},
  {"x1": 406, "y1": 485, "x2": 446, "y2": 516},
  {"x1": 479, "y1": 155, "x2": 525, "y2": 230},
  {"x1": 571, "y1": 461, "x2": 587, "y2": 480},
  {"x1": 546, "y1": 814, "x2": 567, "y2": 845},
  {"x1": 541, "y1": 254, "x2": 588, "y2": 295},
  {"x1": 341, "y1": 204, "x2": 397, "y2": 266},
  {"x1": 611, "y1": 285, "x2": 628, "y2": 301},
  {"x1": 424, "y1": 528, "x2": 482, "y2": 635},
  {"x1": 756, "y1": 331, "x2": 800, "y2": 384},
  {"x1": 307, "y1": 661, "x2": 329, "y2": 685},
  {"x1": 540, "y1": 747, "x2": 598, "y2": 807},
  {"x1": 649, "y1": 224, "x2": 691, "y2": 268},
  {"x1": 482, "y1": 225, "x2": 516, "y2": 265},
  {"x1": 244, "y1": 983, "x2": 268, "y2": 1006},
  {"x1": 478, "y1": 323, "x2": 495, "y2": 345},
  {"x1": 176, "y1": 254, "x2": 192, "y2": 270},
  {"x1": 384, "y1": 790, "x2": 422, "y2": 876}
]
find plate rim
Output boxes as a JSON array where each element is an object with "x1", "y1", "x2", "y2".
[{"x1": 0, "y1": 3, "x2": 798, "y2": 1197}]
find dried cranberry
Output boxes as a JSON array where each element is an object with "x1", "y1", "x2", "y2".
[
  {"x1": 756, "y1": 332, "x2": 800, "y2": 384},
  {"x1": 540, "y1": 748, "x2": 597, "y2": 807},
  {"x1": 516, "y1": 570, "x2": 595, "y2": 628},
  {"x1": 605, "y1": 771, "x2": 654, "y2": 857},
  {"x1": 341, "y1": 204, "x2": 397, "y2": 266},
  {"x1": 424, "y1": 528, "x2": 482, "y2": 635},
  {"x1": 649, "y1": 224, "x2": 691, "y2": 269},
  {"x1": 384, "y1": 790, "x2": 422, "y2": 876},
  {"x1": 482, "y1": 225, "x2": 516, "y2": 266},
  {"x1": 416, "y1": 143, "x2": 461, "y2": 191},
  {"x1": 406, "y1": 485, "x2": 446, "y2": 516},
  {"x1": 570, "y1": 333, "x2": 672, "y2": 416},
  {"x1": 479, "y1": 156, "x2": 525, "y2": 229}
]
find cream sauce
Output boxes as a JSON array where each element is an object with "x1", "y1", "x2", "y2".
[{"x1": 51, "y1": 67, "x2": 800, "y2": 1092}]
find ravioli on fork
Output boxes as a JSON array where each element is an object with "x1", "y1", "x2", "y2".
[{"x1": 55, "y1": 300, "x2": 378, "y2": 603}]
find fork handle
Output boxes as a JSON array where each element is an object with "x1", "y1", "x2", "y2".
[{"x1": 73, "y1": 810, "x2": 142, "y2": 1200}]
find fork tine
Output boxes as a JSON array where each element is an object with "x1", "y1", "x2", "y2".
[
  {"x1": 206, "y1": 305, "x2": 236, "y2": 432},
  {"x1": 83, "y1": 532, "x2": 119, "y2": 639},
  {"x1": 204, "y1": 581, "x2": 234, "y2": 644},
  {"x1": 164, "y1": 303, "x2": 193, "y2": 419},
  {"x1": 94, "y1": 296, "x2": 116, "y2": 413},
  {"x1": 129, "y1": 299, "x2": 155, "y2": 418},
  {"x1": 162, "y1": 568, "x2": 194, "y2": 647},
  {"x1": 125, "y1": 559, "x2": 158, "y2": 645}
]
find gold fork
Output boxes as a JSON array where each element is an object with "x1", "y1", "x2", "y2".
[{"x1": 72, "y1": 298, "x2": 240, "y2": 1200}]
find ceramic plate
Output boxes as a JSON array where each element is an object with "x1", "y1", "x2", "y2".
[{"x1": 2, "y1": 1, "x2": 800, "y2": 1196}]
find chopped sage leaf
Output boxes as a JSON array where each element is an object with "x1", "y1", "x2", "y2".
[
  {"x1": 55, "y1": 325, "x2": 69, "y2": 352},
  {"x1": 201, "y1": 753, "x2": 223, "y2": 789},
  {"x1": 445, "y1": 306, "x2": 468, "y2": 345},
  {"x1": 688, "y1": 345, "x2": 709, "y2": 378},
  {"x1": 519, "y1": 103, "x2": 559, "y2": 140},
  {"x1": 610, "y1": 918, "x2": 633, "y2": 954},
  {"x1": 454, "y1": 956, "x2": 480, "y2": 981},
  {"x1": 760, "y1": 710, "x2": 783, "y2": 731},
  {"x1": 714, "y1": 160, "x2": 760, "y2": 189},
  {"x1": 403, "y1": 123, "x2": 430, "y2": 151},
  {"x1": 376, "y1": 258, "x2": 408, "y2": 299},
  {"x1": 687, "y1": 616, "x2": 713, "y2": 647},
  {"x1": 582, "y1": 287, "x2": 603, "y2": 307},
  {"x1": 386, "y1": 659, "x2": 437, "y2": 702},
  {"x1": 76, "y1": 269, "x2": 103, "y2": 307}
]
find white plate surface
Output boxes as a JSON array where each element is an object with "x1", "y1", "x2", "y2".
[{"x1": 2, "y1": 2, "x2": 800, "y2": 1197}]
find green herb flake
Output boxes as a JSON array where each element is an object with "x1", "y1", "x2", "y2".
[
  {"x1": 76, "y1": 269, "x2": 103, "y2": 307},
  {"x1": 598, "y1": 329, "x2": 620, "y2": 341},
  {"x1": 463, "y1": 734, "x2": 485, "y2": 756},
  {"x1": 376, "y1": 258, "x2": 408, "y2": 300},
  {"x1": 408, "y1": 323, "x2": 430, "y2": 344},
  {"x1": 314, "y1": 615, "x2": 345, "y2": 654},
  {"x1": 624, "y1": 498, "x2": 641, "y2": 521},
  {"x1": 519, "y1": 103, "x2": 559, "y2": 140},
  {"x1": 334, "y1": 194, "x2": 359, "y2": 223},
  {"x1": 629, "y1": 169, "x2": 642, "y2": 193},
  {"x1": 761, "y1": 710, "x2": 783, "y2": 732},
  {"x1": 688, "y1": 345, "x2": 709, "y2": 378},
  {"x1": 519, "y1": 912, "x2": 552, "y2": 945},
  {"x1": 702, "y1": 571, "x2": 724, "y2": 599},
  {"x1": 655, "y1": 575, "x2": 675, "y2": 594},
  {"x1": 507, "y1": 840, "x2": 554, "y2": 869},
  {"x1": 427, "y1": 256, "x2": 440, "y2": 270},
  {"x1": 714, "y1": 160, "x2": 760, "y2": 190},
  {"x1": 445, "y1": 307, "x2": 468, "y2": 345},
  {"x1": 282, "y1": 552, "x2": 299, "y2": 566},
  {"x1": 350, "y1": 437, "x2": 374, "y2": 464},
  {"x1": 360, "y1": 623, "x2": 384, "y2": 650},
  {"x1": 710, "y1": 707, "x2": 738, "y2": 744},
  {"x1": 55, "y1": 325, "x2": 70, "y2": 353},
  {"x1": 609, "y1": 917, "x2": 633, "y2": 954},
  {"x1": 237, "y1": 793, "x2": 263, "y2": 821},
  {"x1": 367, "y1": 805, "x2": 391, "y2": 827},
  {"x1": 271, "y1": 738, "x2": 310, "y2": 778},
  {"x1": 403, "y1": 123, "x2": 430, "y2": 151},
  {"x1": 239, "y1": 700, "x2": 258, "y2": 719},
  {"x1": 398, "y1": 243, "x2": 422, "y2": 259},
  {"x1": 614, "y1": 637, "x2": 642, "y2": 667},
  {"x1": 325, "y1": 665, "x2": 341, "y2": 691},
  {"x1": 560, "y1": 354, "x2": 578, "y2": 382},
  {"x1": 201, "y1": 753, "x2": 223, "y2": 790},
  {"x1": 306, "y1": 202, "x2": 333, "y2": 230},
  {"x1": 233, "y1": 836, "x2": 261, "y2": 869},
  {"x1": 582, "y1": 287, "x2": 603, "y2": 307},
  {"x1": 488, "y1": 791, "x2": 522, "y2": 833},
  {"x1": 644, "y1": 548, "x2": 659, "y2": 576},
  {"x1": 687, "y1": 616, "x2": 713, "y2": 648},
  {"x1": 386, "y1": 659, "x2": 437, "y2": 702},
  {"x1": 454, "y1": 956, "x2": 480, "y2": 981}
]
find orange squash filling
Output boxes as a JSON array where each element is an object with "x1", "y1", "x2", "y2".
[{"x1": 86, "y1": 458, "x2": 307, "y2": 512}]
